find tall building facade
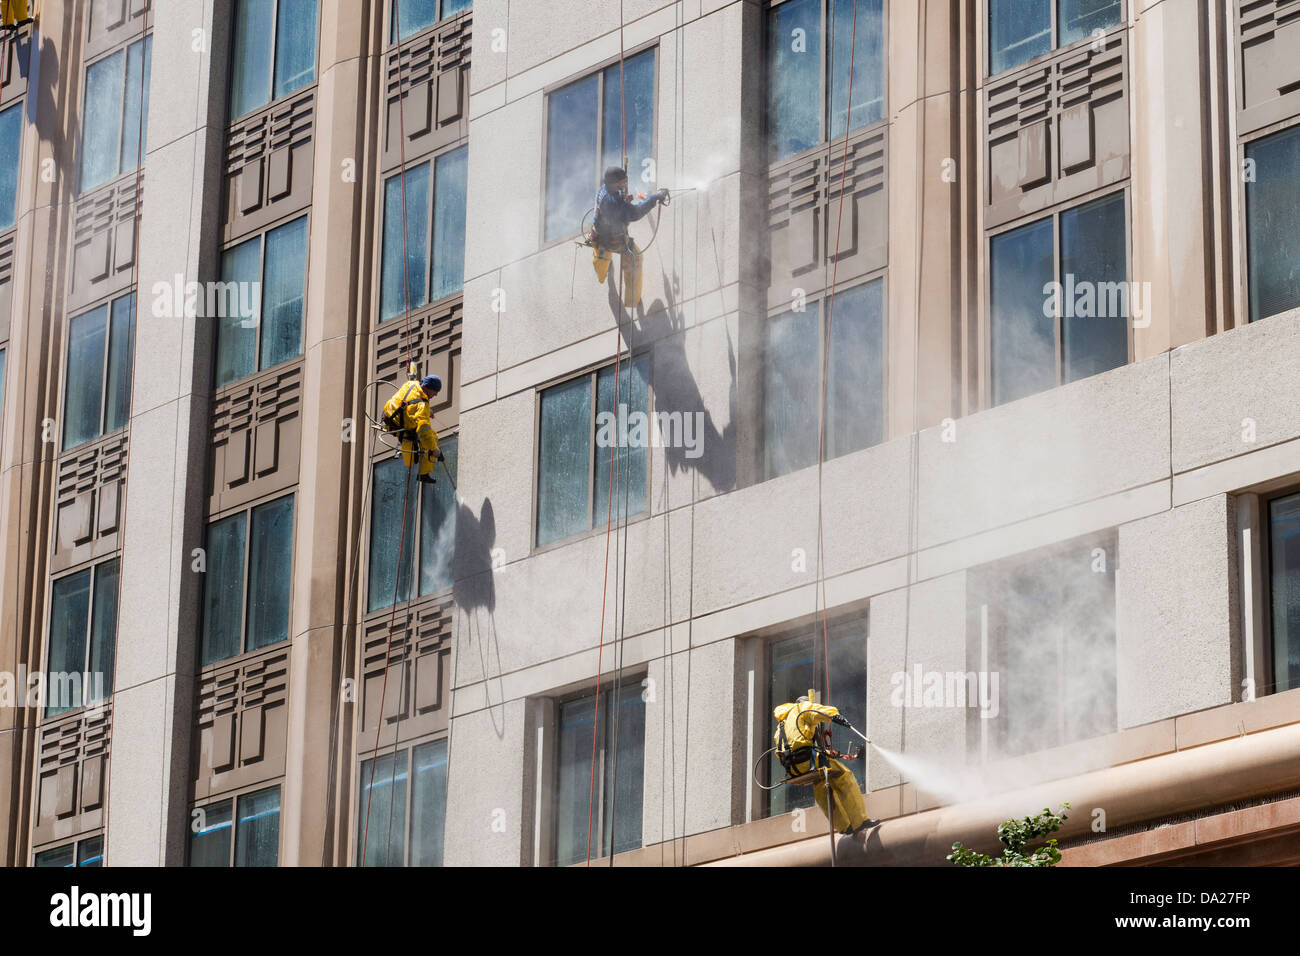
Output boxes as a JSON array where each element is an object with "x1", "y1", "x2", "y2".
[{"x1": 2, "y1": 0, "x2": 1299, "y2": 867}]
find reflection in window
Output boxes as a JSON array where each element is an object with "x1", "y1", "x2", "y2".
[
  {"x1": 544, "y1": 49, "x2": 656, "y2": 242},
  {"x1": 229, "y1": 0, "x2": 319, "y2": 119},
  {"x1": 80, "y1": 37, "x2": 151, "y2": 193},
  {"x1": 1269, "y1": 492, "x2": 1300, "y2": 694},
  {"x1": 45, "y1": 560, "x2": 119, "y2": 718},
  {"x1": 1246, "y1": 125, "x2": 1300, "y2": 324},
  {"x1": 63, "y1": 294, "x2": 136, "y2": 451},
  {"x1": 391, "y1": 0, "x2": 471, "y2": 43},
  {"x1": 0, "y1": 104, "x2": 22, "y2": 229},
  {"x1": 989, "y1": 0, "x2": 1121, "y2": 76},
  {"x1": 34, "y1": 835, "x2": 104, "y2": 867},
  {"x1": 189, "y1": 786, "x2": 281, "y2": 866},
  {"x1": 357, "y1": 738, "x2": 448, "y2": 866}
]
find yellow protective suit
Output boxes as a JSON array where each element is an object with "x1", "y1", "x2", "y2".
[
  {"x1": 1, "y1": 0, "x2": 29, "y2": 28},
  {"x1": 592, "y1": 239, "x2": 643, "y2": 309},
  {"x1": 383, "y1": 380, "x2": 439, "y2": 477},
  {"x1": 773, "y1": 700, "x2": 868, "y2": 834}
]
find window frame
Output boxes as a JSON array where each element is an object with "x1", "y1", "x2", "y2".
[
  {"x1": 188, "y1": 783, "x2": 283, "y2": 867},
  {"x1": 530, "y1": 355, "x2": 655, "y2": 554},
  {"x1": 759, "y1": 272, "x2": 889, "y2": 482},
  {"x1": 763, "y1": 0, "x2": 890, "y2": 165},
  {"x1": 538, "y1": 41, "x2": 660, "y2": 249},
  {"x1": 77, "y1": 34, "x2": 152, "y2": 195},
  {"x1": 1259, "y1": 483, "x2": 1300, "y2": 697},
  {"x1": 983, "y1": 186, "x2": 1132, "y2": 409},
  {"x1": 60, "y1": 292, "x2": 136, "y2": 453},
  {"x1": 354, "y1": 733, "x2": 451, "y2": 867},
  {"x1": 386, "y1": 0, "x2": 472, "y2": 46},
  {"x1": 364, "y1": 430, "x2": 460, "y2": 615},
  {"x1": 1238, "y1": 118, "x2": 1300, "y2": 327},
  {"x1": 227, "y1": 0, "x2": 321, "y2": 122},
  {"x1": 984, "y1": 0, "x2": 1126, "y2": 79},
  {"x1": 41, "y1": 557, "x2": 120, "y2": 720},
  {"x1": 0, "y1": 100, "x2": 23, "y2": 231},
  {"x1": 32, "y1": 833, "x2": 105, "y2": 867},
  {"x1": 199, "y1": 492, "x2": 297, "y2": 668}
]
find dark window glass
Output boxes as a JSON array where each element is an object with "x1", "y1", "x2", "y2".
[
  {"x1": 380, "y1": 163, "x2": 431, "y2": 322},
  {"x1": 990, "y1": 0, "x2": 1121, "y2": 76},
  {"x1": 63, "y1": 294, "x2": 135, "y2": 452},
  {"x1": 358, "y1": 751, "x2": 408, "y2": 866},
  {"x1": 201, "y1": 496, "x2": 293, "y2": 665},
  {"x1": 260, "y1": 216, "x2": 308, "y2": 371},
  {"x1": 410, "y1": 739, "x2": 449, "y2": 866},
  {"x1": 369, "y1": 457, "x2": 418, "y2": 612},
  {"x1": 201, "y1": 512, "x2": 247, "y2": 666},
  {"x1": 554, "y1": 682, "x2": 645, "y2": 866},
  {"x1": 826, "y1": 280, "x2": 885, "y2": 459},
  {"x1": 105, "y1": 294, "x2": 136, "y2": 434},
  {"x1": 392, "y1": 0, "x2": 439, "y2": 42},
  {"x1": 46, "y1": 571, "x2": 91, "y2": 718},
  {"x1": 0, "y1": 103, "x2": 22, "y2": 229},
  {"x1": 537, "y1": 376, "x2": 594, "y2": 547},
  {"x1": 80, "y1": 37, "x2": 151, "y2": 193},
  {"x1": 246, "y1": 496, "x2": 294, "y2": 651},
  {"x1": 420, "y1": 436, "x2": 458, "y2": 595},
  {"x1": 828, "y1": 0, "x2": 885, "y2": 139},
  {"x1": 1246, "y1": 125, "x2": 1300, "y2": 324},
  {"x1": 764, "y1": 306, "x2": 819, "y2": 478},
  {"x1": 0, "y1": 349, "x2": 6, "y2": 443},
  {"x1": 1058, "y1": 0, "x2": 1121, "y2": 48},
  {"x1": 767, "y1": 623, "x2": 867, "y2": 818},
  {"x1": 594, "y1": 357, "x2": 649, "y2": 527},
  {"x1": 767, "y1": 0, "x2": 821, "y2": 161},
  {"x1": 230, "y1": 0, "x2": 318, "y2": 119},
  {"x1": 87, "y1": 561, "x2": 119, "y2": 708},
  {"x1": 34, "y1": 844, "x2": 75, "y2": 867},
  {"x1": 1060, "y1": 191, "x2": 1127, "y2": 383},
  {"x1": 1269, "y1": 492, "x2": 1300, "y2": 694},
  {"x1": 234, "y1": 787, "x2": 281, "y2": 866},
  {"x1": 216, "y1": 234, "x2": 261, "y2": 387},
  {"x1": 431, "y1": 145, "x2": 469, "y2": 303},
  {"x1": 189, "y1": 801, "x2": 234, "y2": 866},
  {"x1": 990, "y1": 217, "x2": 1055, "y2": 405},
  {"x1": 77, "y1": 836, "x2": 104, "y2": 867},
  {"x1": 601, "y1": 52, "x2": 656, "y2": 191}
]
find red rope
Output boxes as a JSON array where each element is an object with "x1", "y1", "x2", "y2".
[{"x1": 816, "y1": 0, "x2": 859, "y2": 703}]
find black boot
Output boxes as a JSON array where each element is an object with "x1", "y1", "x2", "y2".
[{"x1": 418, "y1": 475, "x2": 436, "y2": 485}]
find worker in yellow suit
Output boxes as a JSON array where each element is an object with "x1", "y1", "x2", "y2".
[
  {"x1": 590, "y1": 166, "x2": 667, "y2": 308},
  {"x1": 1, "y1": 0, "x2": 31, "y2": 30},
  {"x1": 382, "y1": 374, "x2": 442, "y2": 485},
  {"x1": 773, "y1": 695, "x2": 878, "y2": 838}
]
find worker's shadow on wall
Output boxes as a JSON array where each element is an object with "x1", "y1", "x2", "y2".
[
  {"x1": 451, "y1": 497, "x2": 508, "y2": 737},
  {"x1": 606, "y1": 277, "x2": 738, "y2": 495}
]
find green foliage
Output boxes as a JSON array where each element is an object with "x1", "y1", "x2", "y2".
[{"x1": 947, "y1": 803, "x2": 1070, "y2": 867}]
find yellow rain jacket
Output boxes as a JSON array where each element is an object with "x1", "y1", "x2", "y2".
[
  {"x1": 383, "y1": 380, "x2": 440, "y2": 477},
  {"x1": 1, "y1": 1, "x2": 29, "y2": 28},
  {"x1": 773, "y1": 700, "x2": 868, "y2": 835}
]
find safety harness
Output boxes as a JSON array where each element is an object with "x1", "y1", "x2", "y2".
[
  {"x1": 382, "y1": 385, "x2": 428, "y2": 442},
  {"x1": 776, "y1": 709, "x2": 857, "y2": 780}
]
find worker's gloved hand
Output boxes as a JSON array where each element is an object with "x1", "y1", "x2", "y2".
[
  {"x1": 437, "y1": 451, "x2": 445, "y2": 462},
  {"x1": 831, "y1": 714, "x2": 851, "y2": 728},
  {"x1": 654, "y1": 189, "x2": 669, "y2": 204}
]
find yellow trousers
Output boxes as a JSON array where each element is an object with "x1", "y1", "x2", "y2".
[
  {"x1": 592, "y1": 240, "x2": 643, "y2": 308},
  {"x1": 1, "y1": 0, "x2": 28, "y2": 27},
  {"x1": 400, "y1": 426, "x2": 439, "y2": 477},
  {"x1": 790, "y1": 754, "x2": 867, "y2": 834}
]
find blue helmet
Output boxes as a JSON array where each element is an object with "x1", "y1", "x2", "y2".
[{"x1": 420, "y1": 374, "x2": 442, "y2": 396}]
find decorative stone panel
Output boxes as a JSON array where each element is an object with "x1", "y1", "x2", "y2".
[
  {"x1": 32, "y1": 703, "x2": 111, "y2": 847},
  {"x1": 68, "y1": 176, "x2": 141, "y2": 313},
  {"x1": 1237, "y1": 0, "x2": 1300, "y2": 134},
  {"x1": 50, "y1": 431, "x2": 128, "y2": 574},
  {"x1": 222, "y1": 89, "x2": 315, "y2": 244},
  {"x1": 381, "y1": 12, "x2": 471, "y2": 172},
  {"x1": 370, "y1": 297, "x2": 462, "y2": 450},
  {"x1": 0, "y1": 21, "x2": 31, "y2": 106},
  {"x1": 85, "y1": 0, "x2": 151, "y2": 62},
  {"x1": 0, "y1": 228, "x2": 13, "y2": 341},
  {"x1": 209, "y1": 362, "x2": 303, "y2": 515},
  {"x1": 358, "y1": 592, "x2": 453, "y2": 752},
  {"x1": 193, "y1": 643, "x2": 290, "y2": 801}
]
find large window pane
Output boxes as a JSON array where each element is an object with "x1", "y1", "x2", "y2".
[
  {"x1": 0, "y1": 104, "x2": 22, "y2": 229},
  {"x1": 602, "y1": 684, "x2": 645, "y2": 858},
  {"x1": 216, "y1": 236, "x2": 261, "y2": 387},
  {"x1": 119, "y1": 37, "x2": 151, "y2": 174},
  {"x1": 260, "y1": 217, "x2": 307, "y2": 370},
  {"x1": 1058, "y1": 0, "x2": 1121, "y2": 48},
  {"x1": 990, "y1": 217, "x2": 1055, "y2": 405},
  {"x1": 190, "y1": 800, "x2": 233, "y2": 866},
  {"x1": 369, "y1": 457, "x2": 418, "y2": 612},
  {"x1": 410, "y1": 739, "x2": 448, "y2": 866},
  {"x1": 1269, "y1": 492, "x2": 1300, "y2": 694},
  {"x1": 544, "y1": 75, "x2": 598, "y2": 242},
  {"x1": 601, "y1": 50, "x2": 655, "y2": 190},
  {"x1": 420, "y1": 437, "x2": 458, "y2": 595},
  {"x1": 767, "y1": 0, "x2": 821, "y2": 161},
  {"x1": 35, "y1": 844, "x2": 76, "y2": 867},
  {"x1": 62, "y1": 307, "x2": 108, "y2": 451},
  {"x1": 826, "y1": 280, "x2": 884, "y2": 459},
  {"x1": 358, "y1": 751, "x2": 408, "y2": 866},
  {"x1": 764, "y1": 306, "x2": 819, "y2": 479},
  {"x1": 273, "y1": 0, "x2": 318, "y2": 100},
  {"x1": 554, "y1": 694, "x2": 596, "y2": 867},
  {"x1": 393, "y1": 0, "x2": 439, "y2": 42},
  {"x1": 828, "y1": 0, "x2": 885, "y2": 139},
  {"x1": 989, "y1": 0, "x2": 1051, "y2": 75},
  {"x1": 1246, "y1": 125, "x2": 1300, "y2": 324},
  {"x1": 594, "y1": 357, "x2": 649, "y2": 527},
  {"x1": 234, "y1": 787, "x2": 280, "y2": 866},
  {"x1": 201, "y1": 512, "x2": 247, "y2": 666},
  {"x1": 1060, "y1": 191, "x2": 1127, "y2": 384},
  {"x1": 246, "y1": 496, "x2": 294, "y2": 651},
  {"x1": 380, "y1": 163, "x2": 431, "y2": 321},
  {"x1": 105, "y1": 294, "x2": 135, "y2": 434},
  {"x1": 77, "y1": 836, "x2": 104, "y2": 867},
  {"x1": 537, "y1": 376, "x2": 592, "y2": 546},
  {"x1": 431, "y1": 146, "x2": 468, "y2": 301},
  {"x1": 230, "y1": 0, "x2": 275, "y2": 119},
  {"x1": 81, "y1": 51, "x2": 125, "y2": 192},
  {"x1": 46, "y1": 570, "x2": 91, "y2": 717},
  {"x1": 87, "y1": 560, "x2": 119, "y2": 708}
]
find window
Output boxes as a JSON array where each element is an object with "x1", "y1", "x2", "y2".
[
  {"x1": 0, "y1": 348, "x2": 6, "y2": 444},
  {"x1": 970, "y1": 535, "x2": 1116, "y2": 759},
  {"x1": 80, "y1": 36, "x2": 151, "y2": 193},
  {"x1": 765, "y1": 0, "x2": 885, "y2": 163},
  {"x1": 368, "y1": 435, "x2": 458, "y2": 613},
  {"x1": 763, "y1": 279, "x2": 884, "y2": 480},
  {"x1": 356, "y1": 738, "x2": 449, "y2": 866},
  {"x1": 34, "y1": 835, "x2": 104, "y2": 867},
  {"x1": 543, "y1": 48, "x2": 656, "y2": 243},
  {"x1": 989, "y1": 0, "x2": 1121, "y2": 76},
  {"x1": 379, "y1": 145, "x2": 468, "y2": 322},
  {"x1": 229, "y1": 0, "x2": 319, "y2": 120},
  {"x1": 45, "y1": 560, "x2": 119, "y2": 719},
  {"x1": 391, "y1": 0, "x2": 471, "y2": 43},
  {"x1": 764, "y1": 622, "x2": 867, "y2": 818},
  {"x1": 189, "y1": 786, "x2": 281, "y2": 866},
  {"x1": 536, "y1": 358, "x2": 649, "y2": 548},
  {"x1": 62, "y1": 293, "x2": 135, "y2": 452},
  {"x1": 215, "y1": 215, "x2": 308, "y2": 388},
  {"x1": 1268, "y1": 491, "x2": 1300, "y2": 694},
  {"x1": 1246, "y1": 125, "x2": 1300, "y2": 324},
  {"x1": 553, "y1": 682, "x2": 645, "y2": 866},
  {"x1": 200, "y1": 495, "x2": 295, "y2": 667},
  {"x1": 0, "y1": 103, "x2": 21, "y2": 230},
  {"x1": 989, "y1": 190, "x2": 1127, "y2": 406}
]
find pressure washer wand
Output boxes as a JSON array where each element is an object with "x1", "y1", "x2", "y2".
[{"x1": 832, "y1": 714, "x2": 872, "y2": 745}]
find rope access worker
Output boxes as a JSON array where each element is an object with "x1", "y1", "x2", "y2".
[
  {"x1": 774, "y1": 695, "x2": 879, "y2": 839},
  {"x1": 590, "y1": 166, "x2": 668, "y2": 308},
  {"x1": 1, "y1": 0, "x2": 31, "y2": 30},
  {"x1": 382, "y1": 374, "x2": 443, "y2": 485}
]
